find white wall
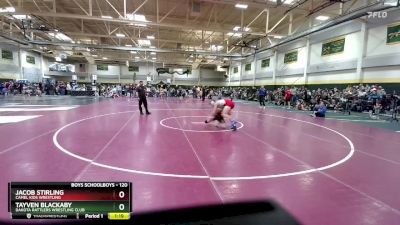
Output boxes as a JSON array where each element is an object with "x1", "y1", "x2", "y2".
[
  {"x1": 310, "y1": 32, "x2": 360, "y2": 65},
  {"x1": 275, "y1": 76, "x2": 305, "y2": 86},
  {"x1": 0, "y1": 46, "x2": 19, "y2": 79},
  {"x1": 21, "y1": 50, "x2": 42, "y2": 82},
  {"x1": 366, "y1": 23, "x2": 400, "y2": 57},
  {"x1": 240, "y1": 80, "x2": 254, "y2": 86},
  {"x1": 228, "y1": 81, "x2": 240, "y2": 86},
  {"x1": 0, "y1": 48, "x2": 18, "y2": 66},
  {"x1": 229, "y1": 15, "x2": 400, "y2": 86},
  {"x1": 89, "y1": 64, "x2": 120, "y2": 76},
  {"x1": 363, "y1": 66, "x2": 400, "y2": 83},
  {"x1": 307, "y1": 71, "x2": 357, "y2": 84},
  {"x1": 255, "y1": 78, "x2": 273, "y2": 86},
  {"x1": 277, "y1": 47, "x2": 306, "y2": 71},
  {"x1": 20, "y1": 50, "x2": 41, "y2": 69},
  {"x1": 242, "y1": 61, "x2": 255, "y2": 76},
  {"x1": 256, "y1": 56, "x2": 274, "y2": 74},
  {"x1": 229, "y1": 63, "x2": 241, "y2": 81}
]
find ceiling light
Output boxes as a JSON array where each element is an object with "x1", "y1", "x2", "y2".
[
  {"x1": 269, "y1": 0, "x2": 294, "y2": 4},
  {"x1": 152, "y1": 57, "x2": 157, "y2": 60},
  {"x1": 49, "y1": 32, "x2": 72, "y2": 42},
  {"x1": 190, "y1": 55, "x2": 194, "y2": 58},
  {"x1": 92, "y1": 55, "x2": 98, "y2": 57},
  {"x1": 150, "y1": 52, "x2": 156, "y2": 55},
  {"x1": 127, "y1": 14, "x2": 148, "y2": 22},
  {"x1": 133, "y1": 14, "x2": 146, "y2": 22},
  {"x1": 149, "y1": 46, "x2": 156, "y2": 49},
  {"x1": 135, "y1": 56, "x2": 140, "y2": 59},
  {"x1": 235, "y1": 3, "x2": 248, "y2": 9},
  {"x1": 125, "y1": 44, "x2": 132, "y2": 47},
  {"x1": 101, "y1": 16, "x2": 113, "y2": 19},
  {"x1": 55, "y1": 57, "x2": 61, "y2": 62},
  {"x1": 316, "y1": 15, "x2": 329, "y2": 21},
  {"x1": 271, "y1": 34, "x2": 285, "y2": 39},
  {"x1": 102, "y1": 57, "x2": 108, "y2": 60},
  {"x1": 12, "y1": 15, "x2": 30, "y2": 20},
  {"x1": 116, "y1": 33, "x2": 125, "y2": 38},
  {"x1": 138, "y1": 39, "x2": 151, "y2": 46},
  {"x1": 130, "y1": 51, "x2": 137, "y2": 54},
  {"x1": 134, "y1": 24, "x2": 147, "y2": 27},
  {"x1": 210, "y1": 45, "x2": 224, "y2": 51},
  {"x1": 147, "y1": 35, "x2": 155, "y2": 40},
  {"x1": 57, "y1": 33, "x2": 72, "y2": 42},
  {"x1": 384, "y1": 0, "x2": 399, "y2": 6},
  {"x1": 233, "y1": 26, "x2": 250, "y2": 32},
  {"x1": 0, "y1": 7, "x2": 15, "y2": 13}
]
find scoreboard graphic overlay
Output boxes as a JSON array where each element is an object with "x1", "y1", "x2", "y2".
[{"x1": 8, "y1": 182, "x2": 132, "y2": 220}]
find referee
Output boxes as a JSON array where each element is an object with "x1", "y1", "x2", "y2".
[{"x1": 137, "y1": 81, "x2": 151, "y2": 115}]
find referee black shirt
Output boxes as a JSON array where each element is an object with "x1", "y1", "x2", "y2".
[{"x1": 137, "y1": 85, "x2": 146, "y2": 99}]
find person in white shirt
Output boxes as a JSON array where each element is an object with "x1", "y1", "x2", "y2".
[{"x1": 66, "y1": 83, "x2": 71, "y2": 95}]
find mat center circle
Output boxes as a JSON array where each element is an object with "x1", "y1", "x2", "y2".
[
  {"x1": 160, "y1": 116, "x2": 244, "y2": 132},
  {"x1": 52, "y1": 110, "x2": 354, "y2": 180}
]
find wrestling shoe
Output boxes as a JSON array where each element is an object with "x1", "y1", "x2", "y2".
[{"x1": 230, "y1": 120, "x2": 237, "y2": 131}]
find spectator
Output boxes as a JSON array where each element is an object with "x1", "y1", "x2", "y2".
[
  {"x1": 258, "y1": 86, "x2": 266, "y2": 108},
  {"x1": 311, "y1": 101, "x2": 327, "y2": 117},
  {"x1": 66, "y1": 83, "x2": 71, "y2": 95},
  {"x1": 284, "y1": 88, "x2": 292, "y2": 109}
]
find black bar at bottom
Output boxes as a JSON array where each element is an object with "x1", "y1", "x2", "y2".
[
  {"x1": 12, "y1": 213, "x2": 108, "y2": 220},
  {"x1": 12, "y1": 213, "x2": 76, "y2": 219}
]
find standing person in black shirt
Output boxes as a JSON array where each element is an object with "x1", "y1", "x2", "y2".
[
  {"x1": 18, "y1": 82, "x2": 23, "y2": 94},
  {"x1": 202, "y1": 86, "x2": 207, "y2": 102},
  {"x1": 137, "y1": 81, "x2": 151, "y2": 115}
]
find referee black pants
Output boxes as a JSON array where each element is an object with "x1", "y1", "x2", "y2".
[
  {"x1": 259, "y1": 96, "x2": 265, "y2": 106},
  {"x1": 139, "y1": 98, "x2": 149, "y2": 114}
]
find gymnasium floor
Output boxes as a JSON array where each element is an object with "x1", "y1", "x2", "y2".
[{"x1": 0, "y1": 96, "x2": 399, "y2": 225}]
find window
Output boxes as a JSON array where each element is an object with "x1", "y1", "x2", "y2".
[
  {"x1": 1, "y1": 49, "x2": 13, "y2": 60},
  {"x1": 26, "y1": 55, "x2": 35, "y2": 64},
  {"x1": 284, "y1": 51, "x2": 298, "y2": 64},
  {"x1": 233, "y1": 67, "x2": 238, "y2": 73},
  {"x1": 261, "y1": 58, "x2": 270, "y2": 68},
  {"x1": 97, "y1": 64, "x2": 108, "y2": 71},
  {"x1": 128, "y1": 66, "x2": 139, "y2": 72},
  {"x1": 245, "y1": 63, "x2": 251, "y2": 71},
  {"x1": 322, "y1": 38, "x2": 345, "y2": 56}
]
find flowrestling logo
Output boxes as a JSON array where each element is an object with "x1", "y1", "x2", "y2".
[{"x1": 367, "y1": 11, "x2": 388, "y2": 19}]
